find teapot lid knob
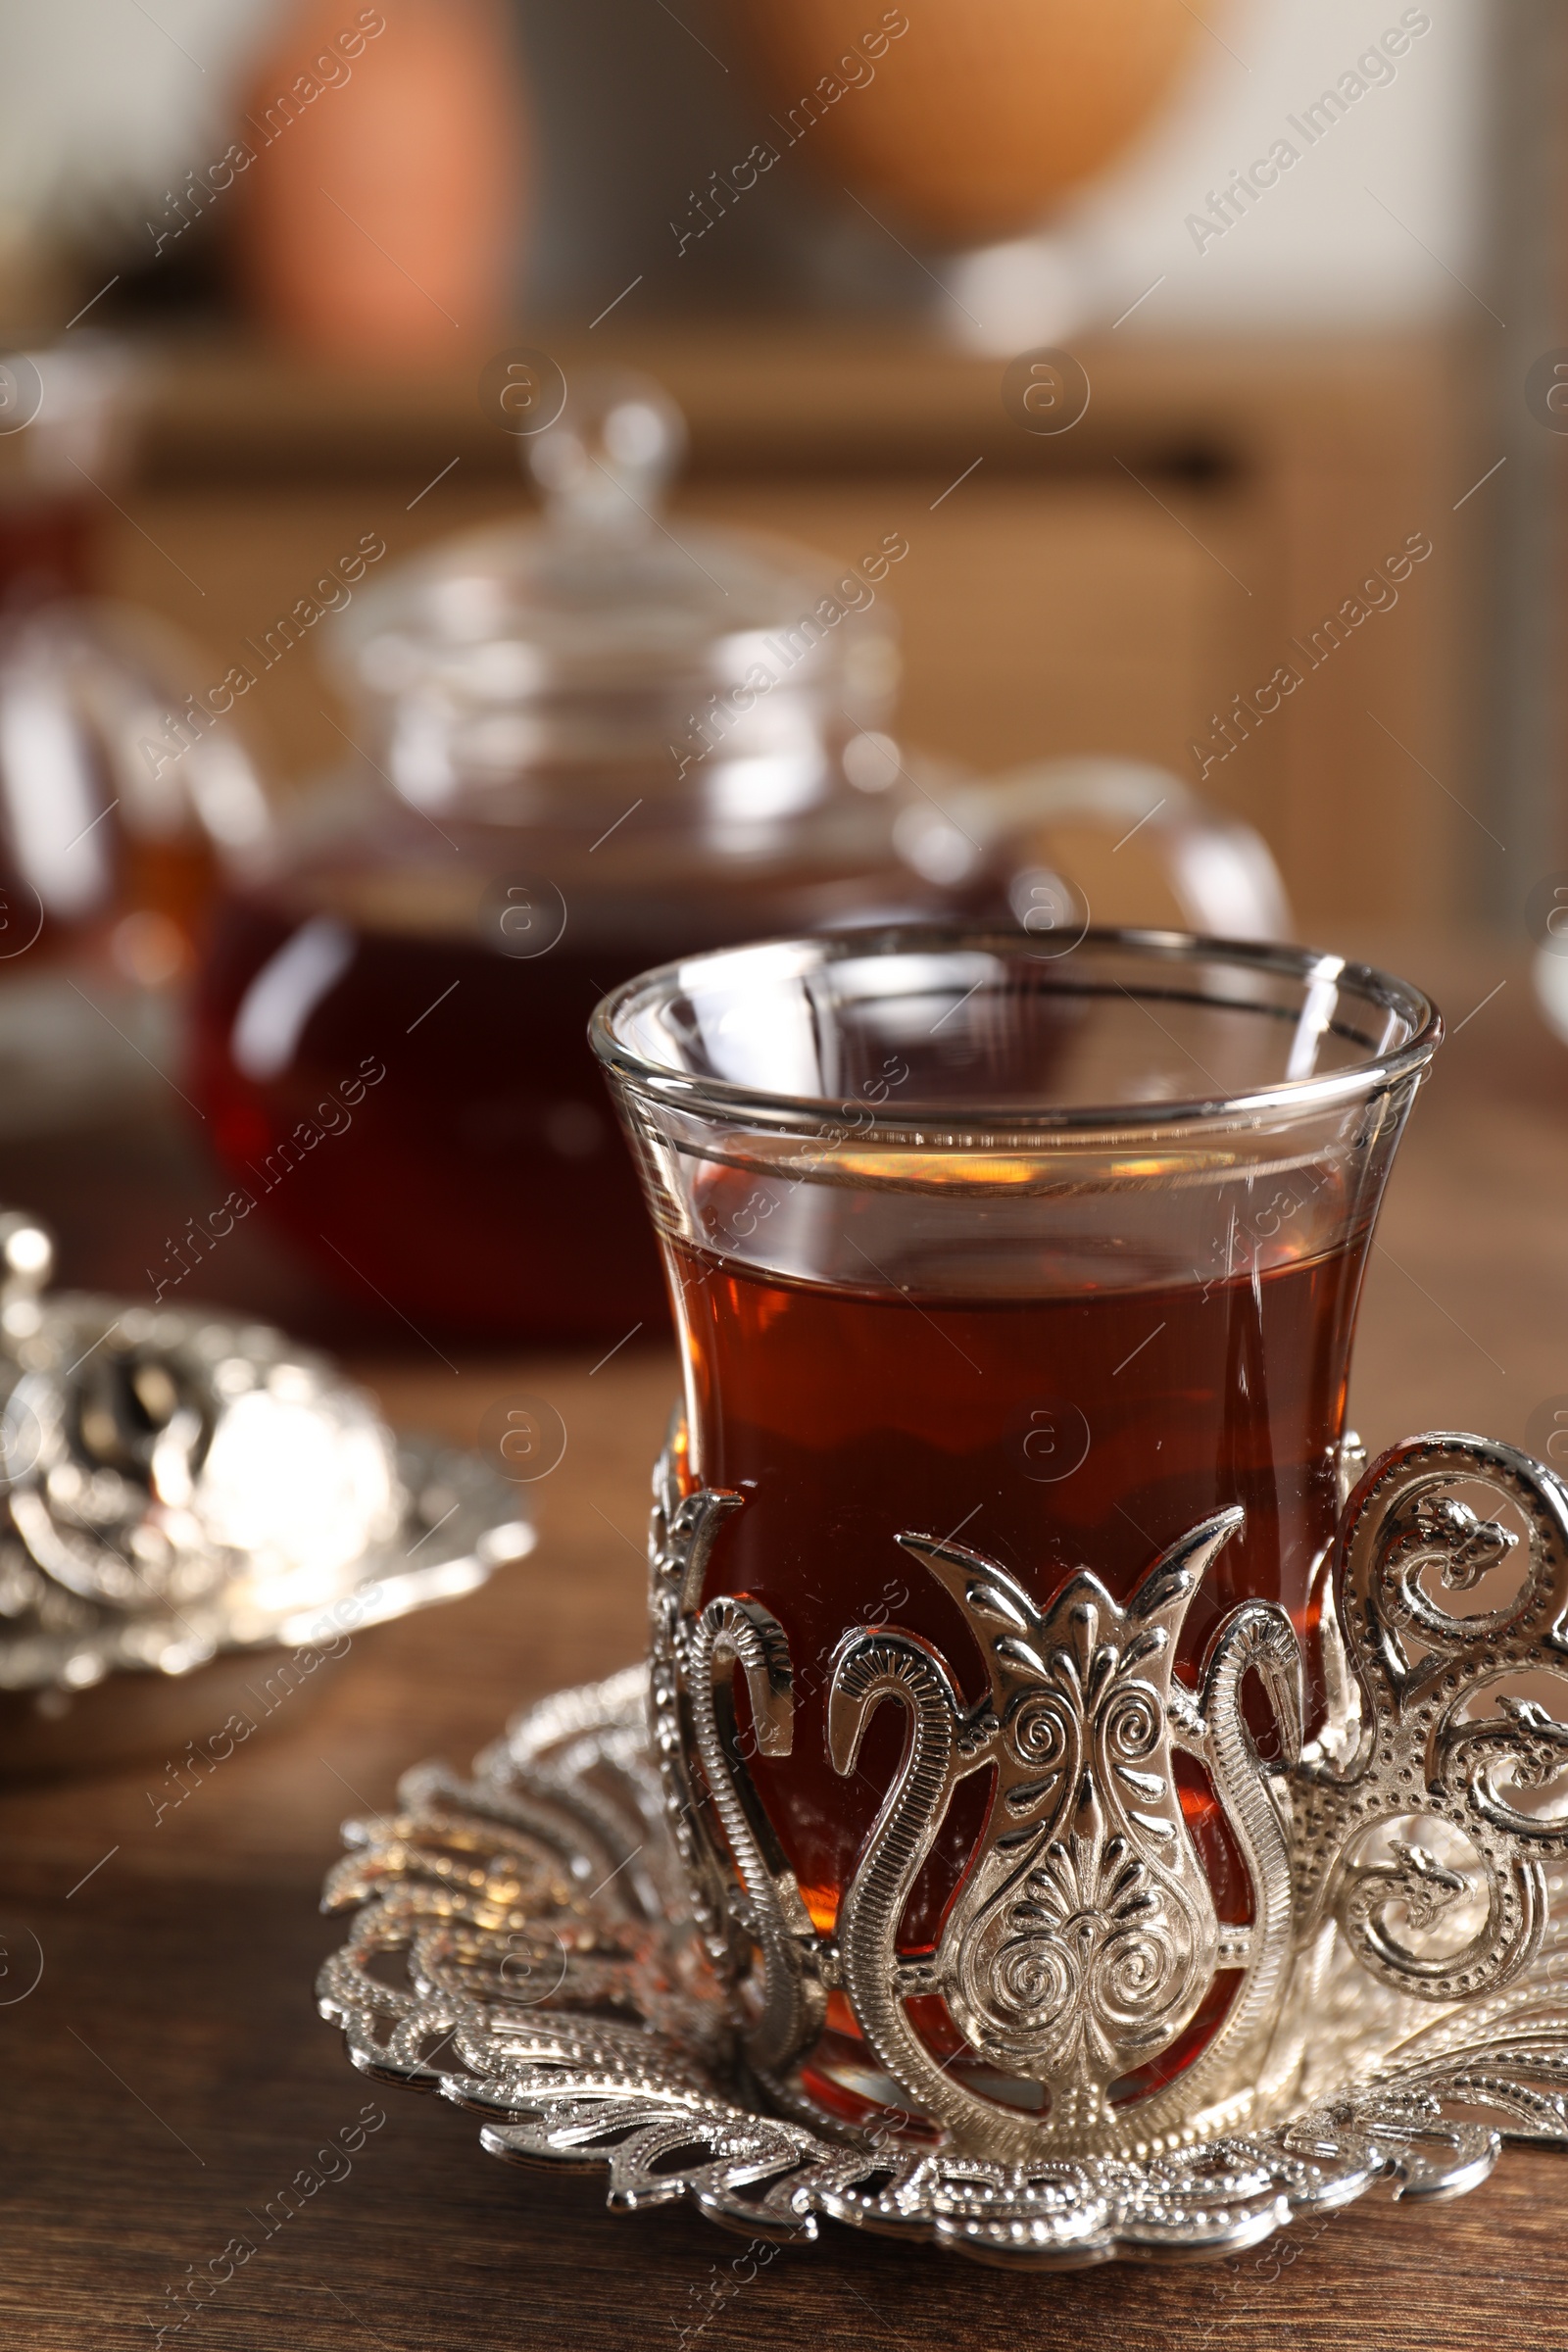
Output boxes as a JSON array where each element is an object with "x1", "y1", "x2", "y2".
[{"x1": 527, "y1": 371, "x2": 687, "y2": 542}]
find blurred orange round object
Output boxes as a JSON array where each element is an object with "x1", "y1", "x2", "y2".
[
  {"x1": 229, "y1": 0, "x2": 527, "y2": 362},
  {"x1": 723, "y1": 0, "x2": 1205, "y2": 245}
]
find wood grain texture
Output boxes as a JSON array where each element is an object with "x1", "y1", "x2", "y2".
[{"x1": 0, "y1": 927, "x2": 1562, "y2": 2346}]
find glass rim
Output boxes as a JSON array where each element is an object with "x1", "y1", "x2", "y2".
[{"x1": 588, "y1": 923, "x2": 1443, "y2": 1137}]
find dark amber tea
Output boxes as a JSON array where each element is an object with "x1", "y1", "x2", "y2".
[
  {"x1": 668, "y1": 1228, "x2": 1365, "y2": 1947},
  {"x1": 192, "y1": 880, "x2": 677, "y2": 1339},
  {"x1": 191, "y1": 841, "x2": 936, "y2": 1340},
  {"x1": 190, "y1": 808, "x2": 940, "y2": 1336}
]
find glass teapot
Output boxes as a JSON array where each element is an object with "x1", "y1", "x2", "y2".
[{"x1": 190, "y1": 376, "x2": 1288, "y2": 1344}]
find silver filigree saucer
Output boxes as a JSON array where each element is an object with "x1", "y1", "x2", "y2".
[{"x1": 317, "y1": 1666, "x2": 1568, "y2": 2269}]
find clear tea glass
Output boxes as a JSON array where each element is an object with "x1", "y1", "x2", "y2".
[{"x1": 593, "y1": 926, "x2": 1440, "y2": 2116}]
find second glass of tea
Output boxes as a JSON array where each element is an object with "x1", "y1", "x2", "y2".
[{"x1": 594, "y1": 926, "x2": 1440, "y2": 2124}]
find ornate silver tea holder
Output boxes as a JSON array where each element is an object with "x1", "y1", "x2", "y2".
[
  {"x1": 0, "y1": 1211, "x2": 533, "y2": 1771},
  {"x1": 318, "y1": 1420, "x2": 1568, "y2": 2269}
]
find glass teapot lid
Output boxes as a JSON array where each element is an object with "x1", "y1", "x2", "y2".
[{"x1": 331, "y1": 373, "x2": 899, "y2": 707}]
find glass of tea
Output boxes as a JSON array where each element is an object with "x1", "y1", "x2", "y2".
[{"x1": 593, "y1": 925, "x2": 1441, "y2": 2141}]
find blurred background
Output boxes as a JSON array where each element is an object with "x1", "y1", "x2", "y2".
[{"x1": 0, "y1": 0, "x2": 1557, "y2": 1349}]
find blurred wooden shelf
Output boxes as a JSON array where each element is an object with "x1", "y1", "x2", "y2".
[
  {"x1": 103, "y1": 320, "x2": 1479, "y2": 927},
  {"x1": 130, "y1": 321, "x2": 1450, "y2": 482}
]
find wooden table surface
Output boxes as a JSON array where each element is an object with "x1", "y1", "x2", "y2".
[{"x1": 2, "y1": 925, "x2": 1566, "y2": 2349}]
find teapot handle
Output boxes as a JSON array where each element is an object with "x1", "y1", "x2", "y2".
[{"x1": 892, "y1": 756, "x2": 1292, "y2": 944}]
